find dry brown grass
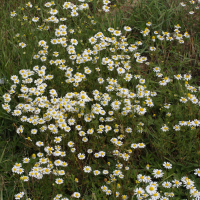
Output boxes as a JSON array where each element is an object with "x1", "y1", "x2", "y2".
[
  {"x1": 92, "y1": 0, "x2": 141, "y2": 27},
  {"x1": 109, "y1": 0, "x2": 140, "y2": 17}
]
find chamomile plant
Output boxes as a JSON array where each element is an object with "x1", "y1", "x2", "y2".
[{"x1": 1, "y1": 0, "x2": 200, "y2": 199}]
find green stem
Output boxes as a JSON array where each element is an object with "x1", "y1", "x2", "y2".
[
  {"x1": 159, "y1": 173, "x2": 175, "y2": 185},
  {"x1": 20, "y1": 179, "x2": 29, "y2": 199}
]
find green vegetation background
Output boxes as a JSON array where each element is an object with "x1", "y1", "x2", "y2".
[{"x1": 0, "y1": 0, "x2": 200, "y2": 199}]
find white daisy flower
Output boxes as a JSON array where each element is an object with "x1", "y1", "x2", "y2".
[
  {"x1": 162, "y1": 181, "x2": 172, "y2": 188},
  {"x1": 32, "y1": 17, "x2": 39, "y2": 22},
  {"x1": 124, "y1": 26, "x2": 132, "y2": 31},
  {"x1": 83, "y1": 166, "x2": 92, "y2": 173},
  {"x1": 19, "y1": 42, "x2": 26, "y2": 48},
  {"x1": 163, "y1": 162, "x2": 172, "y2": 169},
  {"x1": 78, "y1": 153, "x2": 85, "y2": 160},
  {"x1": 72, "y1": 192, "x2": 81, "y2": 198},
  {"x1": 93, "y1": 170, "x2": 100, "y2": 176},
  {"x1": 55, "y1": 178, "x2": 64, "y2": 184},
  {"x1": 152, "y1": 169, "x2": 164, "y2": 178}
]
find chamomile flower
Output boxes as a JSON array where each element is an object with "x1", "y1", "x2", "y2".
[
  {"x1": 102, "y1": 170, "x2": 109, "y2": 175},
  {"x1": 179, "y1": 39, "x2": 184, "y2": 44},
  {"x1": 163, "y1": 162, "x2": 172, "y2": 169},
  {"x1": 184, "y1": 32, "x2": 190, "y2": 38},
  {"x1": 184, "y1": 74, "x2": 192, "y2": 81},
  {"x1": 139, "y1": 79, "x2": 145, "y2": 84},
  {"x1": 102, "y1": 5, "x2": 110, "y2": 12},
  {"x1": 137, "y1": 174, "x2": 147, "y2": 183},
  {"x1": 78, "y1": 153, "x2": 85, "y2": 160},
  {"x1": 157, "y1": 35, "x2": 165, "y2": 40},
  {"x1": 101, "y1": 185, "x2": 108, "y2": 192},
  {"x1": 194, "y1": 169, "x2": 200, "y2": 177},
  {"x1": 146, "y1": 185, "x2": 157, "y2": 195},
  {"x1": 153, "y1": 67, "x2": 160, "y2": 73},
  {"x1": 150, "y1": 46, "x2": 156, "y2": 51},
  {"x1": 174, "y1": 74, "x2": 182, "y2": 80},
  {"x1": 107, "y1": 28, "x2": 114, "y2": 33},
  {"x1": 89, "y1": 37, "x2": 97, "y2": 44},
  {"x1": 99, "y1": 151, "x2": 106, "y2": 157},
  {"x1": 117, "y1": 67, "x2": 125, "y2": 74},
  {"x1": 173, "y1": 125, "x2": 180, "y2": 131},
  {"x1": 113, "y1": 30, "x2": 122, "y2": 36},
  {"x1": 166, "y1": 36, "x2": 173, "y2": 41},
  {"x1": 36, "y1": 141, "x2": 44, "y2": 147},
  {"x1": 68, "y1": 141, "x2": 74, "y2": 147},
  {"x1": 53, "y1": 52, "x2": 59, "y2": 57},
  {"x1": 71, "y1": 11, "x2": 78, "y2": 17},
  {"x1": 12, "y1": 110, "x2": 22, "y2": 116},
  {"x1": 11, "y1": 11, "x2": 17, "y2": 17},
  {"x1": 98, "y1": 77, "x2": 104, "y2": 84},
  {"x1": 184, "y1": 179, "x2": 195, "y2": 189},
  {"x1": 44, "y1": 2, "x2": 51, "y2": 7},
  {"x1": 146, "y1": 21, "x2": 152, "y2": 26},
  {"x1": 180, "y1": 2, "x2": 186, "y2": 6},
  {"x1": 134, "y1": 187, "x2": 145, "y2": 197},
  {"x1": 23, "y1": 157, "x2": 30, "y2": 163},
  {"x1": 124, "y1": 26, "x2": 132, "y2": 31},
  {"x1": 163, "y1": 103, "x2": 170, "y2": 109},
  {"x1": 161, "y1": 124, "x2": 169, "y2": 132},
  {"x1": 106, "y1": 190, "x2": 112, "y2": 195},
  {"x1": 55, "y1": 178, "x2": 64, "y2": 184},
  {"x1": 131, "y1": 143, "x2": 138, "y2": 149},
  {"x1": 19, "y1": 42, "x2": 26, "y2": 48},
  {"x1": 180, "y1": 97, "x2": 188, "y2": 103},
  {"x1": 162, "y1": 181, "x2": 172, "y2": 188},
  {"x1": 137, "y1": 107, "x2": 147, "y2": 115},
  {"x1": 162, "y1": 31, "x2": 169, "y2": 37},
  {"x1": 138, "y1": 143, "x2": 146, "y2": 148},
  {"x1": 93, "y1": 170, "x2": 101, "y2": 176},
  {"x1": 135, "y1": 41, "x2": 142, "y2": 45},
  {"x1": 156, "y1": 72, "x2": 163, "y2": 77},
  {"x1": 72, "y1": 192, "x2": 81, "y2": 198},
  {"x1": 83, "y1": 166, "x2": 92, "y2": 173},
  {"x1": 152, "y1": 169, "x2": 164, "y2": 178},
  {"x1": 121, "y1": 195, "x2": 128, "y2": 200},
  {"x1": 71, "y1": 148, "x2": 76, "y2": 153},
  {"x1": 174, "y1": 24, "x2": 181, "y2": 29},
  {"x1": 50, "y1": 8, "x2": 58, "y2": 15},
  {"x1": 32, "y1": 17, "x2": 39, "y2": 22}
]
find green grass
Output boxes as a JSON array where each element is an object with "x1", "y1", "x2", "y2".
[{"x1": 0, "y1": 0, "x2": 200, "y2": 199}]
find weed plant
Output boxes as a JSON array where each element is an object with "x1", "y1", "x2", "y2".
[{"x1": 0, "y1": 0, "x2": 200, "y2": 199}]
